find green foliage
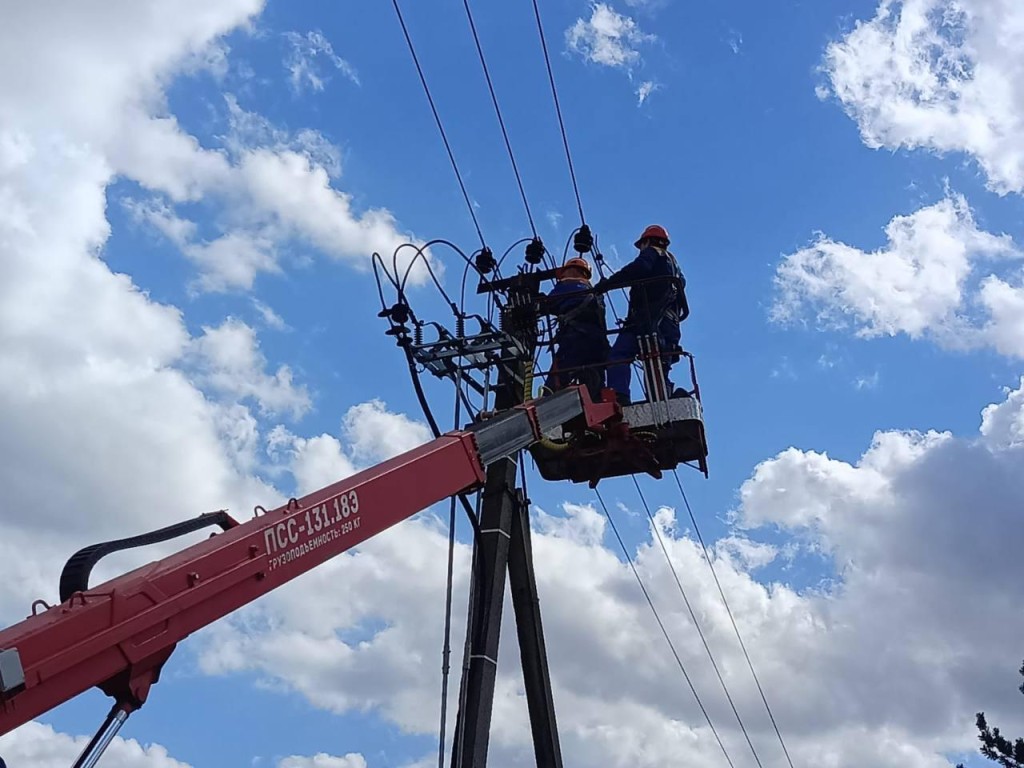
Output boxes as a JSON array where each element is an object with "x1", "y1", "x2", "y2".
[{"x1": 957, "y1": 661, "x2": 1024, "y2": 768}]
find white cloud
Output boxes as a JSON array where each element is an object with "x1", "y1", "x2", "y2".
[
  {"x1": 266, "y1": 427, "x2": 356, "y2": 496},
  {"x1": 0, "y1": 721, "x2": 191, "y2": 768},
  {"x1": 341, "y1": 400, "x2": 433, "y2": 465},
  {"x1": 264, "y1": 400, "x2": 431, "y2": 495},
  {"x1": 128, "y1": 195, "x2": 281, "y2": 293},
  {"x1": 979, "y1": 376, "x2": 1024, "y2": 448},
  {"x1": 252, "y1": 298, "x2": 290, "y2": 331},
  {"x1": 194, "y1": 380, "x2": 1024, "y2": 767},
  {"x1": 2, "y1": 3, "x2": 425, "y2": 297},
  {"x1": 189, "y1": 318, "x2": 311, "y2": 419},
  {"x1": 566, "y1": 4, "x2": 655, "y2": 71},
  {"x1": 853, "y1": 371, "x2": 880, "y2": 390},
  {"x1": 727, "y1": 30, "x2": 743, "y2": 55},
  {"x1": 284, "y1": 30, "x2": 359, "y2": 93},
  {"x1": 0, "y1": 1, "x2": 291, "y2": 628},
  {"x1": 714, "y1": 534, "x2": 778, "y2": 570},
  {"x1": 223, "y1": 94, "x2": 342, "y2": 178},
  {"x1": 278, "y1": 753, "x2": 366, "y2": 768},
  {"x1": 636, "y1": 80, "x2": 660, "y2": 105},
  {"x1": 821, "y1": 0, "x2": 1024, "y2": 194},
  {"x1": 772, "y1": 194, "x2": 1024, "y2": 356},
  {"x1": 121, "y1": 95, "x2": 430, "y2": 293}
]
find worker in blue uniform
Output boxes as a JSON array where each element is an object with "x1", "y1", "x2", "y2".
[
  {"x1": 594, "y1": 224, "x2": 689, "y2": 405},
  {"x1": 542, "y1": 257, "x2": 609, "y2": 401}
]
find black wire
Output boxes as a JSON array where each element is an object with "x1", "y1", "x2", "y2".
[
  {"x1": 437, "y1": 388, "x2": 464, "y2": 768},
  {"x1": 460, "y1": 257, "x2": 475, "y2": 313},
  {"x1": 529, "y1": 0, "x2": 586, "y2": 225},
  {"x1": 540, "y1": 243, "x2": 558, "y2": 271},
  {"x1": 403, "y1": 344, "x2": 481, "y2": 536},
  {"x1": 593, "y1": 488, "x2": 736, "y2": 768},
  {"x1": 391, "y1": 0, "x2": 486, "y2": 248},
  {"x1": 395, "y1": 240, "x2": 462, "y2": 305},
  {"x1": 671, "y1": 469, "x2": 797, "y2": 768},
  {"x1": 632, "y1": 476, "x2": 766, "y2": 768},
  {"x1": 562, "y1": 228, "x2": 580, "y2": 264},
  {"x1": 437, "y1": 493, "x2": 457, "y2": 768},
  {"x1": 461, "y1": 0, "x2": 538, "y2": 237},
  {"x1": 496, "y1": 237, "x2": 533, "y2": 271},
  {"x1": 372, "y1": 254, "x2": 399, "y2": 311}
]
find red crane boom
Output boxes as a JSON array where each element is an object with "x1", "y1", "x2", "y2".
[{"x1": 0, "y1": 387, "x2": 620, "y2": 765}]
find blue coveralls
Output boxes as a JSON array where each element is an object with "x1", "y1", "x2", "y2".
[
  {"x1": 543, "y1": 278, "x2": 609, "y2": 401},
  {"x1": 596, "y1": 246, "x2": 689, "y2": 402}
]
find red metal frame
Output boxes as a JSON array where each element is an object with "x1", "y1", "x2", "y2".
[
  {"x1": 0, "y1": 386, "x2": 623, "y2": 738},
  {"x1": 0, "y1": 430, "x2": 486, "y2": 736}
]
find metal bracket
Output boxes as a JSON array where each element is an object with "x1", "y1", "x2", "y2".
[
  {"x1": 0, "y1": 649, "x2": 24, "y2": 699},
  {"x1": 411, "y1": 330, "x2": 528, "y2": 397}
]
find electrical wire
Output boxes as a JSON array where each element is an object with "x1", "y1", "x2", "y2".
[
  {"x1": 496, "y1": 237, "x2": 534, "y2": 272},
  {"x1": 395, "y1": 240, "x2": 464, "y2": 307},
  {"x1": 632, "y1": 476, "x2": 767, "y2": 768},
  {"x1": 437, "y1": 391, "x2": 464, "y2": 768},
  {"x1": 593, "y1": 488, "x2": 736, "y2": 768},
  {"x1": 400, "y1": 343, "x2": 481, "y2": 536},
  {"x1": 391, "y1": 0, "x2": 487, "y2": 248},
  {"x1": 529, "y1": 0, "x2": 586, "y2": 226},
  {"x1": 461, "y1": 0, "x2": 538, "y2": 238},
  {"x1": 671, "y1": 469, "x2": 797, "y2": 768}
]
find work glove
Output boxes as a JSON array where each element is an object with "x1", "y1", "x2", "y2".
[{"x1": 592, "y1": 279, "x2": 608, "y2": 294}]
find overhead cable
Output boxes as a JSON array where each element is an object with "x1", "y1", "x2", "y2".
[
  {"x1": 593, "y1": 488, "x2": 737, "y2": 768},
  {"x1": 461, "y1": 0, "x2": 539, "y2": 238},
  {"x1": 392, "y1": 0, "x2": 487, "y2": 248},
  {"x1": 436, "y1": 390, "x2": 464, "y2": 768},
  {"x1": 632, "y1": 477, "x2": 766, "y2": 768},
  {"x1": 671, "y1": 470, "x2": 797, "y2": 768},
  {"x1": 529, "y1": 0, "x2": 586, "y2": 225}
]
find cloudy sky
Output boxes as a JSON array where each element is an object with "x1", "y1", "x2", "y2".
[{"x1": 1, "y1": 0, "x2": 1023, "y2": 766}]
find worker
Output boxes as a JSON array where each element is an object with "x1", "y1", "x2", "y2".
[
  {"x1": 594, "y1": 224, "x2": 689, "y2": 405},
  {"x1": 542, "y1": 256, "x2": 609, "y2": 401}
]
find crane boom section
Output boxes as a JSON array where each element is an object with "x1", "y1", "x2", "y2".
[
  {"x1": 0, "y1": 431, "x2": 485, "y2": 735},
  {"x1": 0, "y1": 386, "x2": 612, "y2": 738}
]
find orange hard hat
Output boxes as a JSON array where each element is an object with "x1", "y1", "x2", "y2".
[
  {"x1": 560, "y1": 257, "x2": 592, "y2": 280},
  {"x1": 635, "y1": 224, "x2": 670, "y2": 248}
]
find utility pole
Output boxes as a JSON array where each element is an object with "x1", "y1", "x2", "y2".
[{"x1": 449, "y1": 270, "x2": 564, "y2": 768}]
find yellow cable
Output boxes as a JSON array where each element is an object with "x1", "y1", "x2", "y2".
[{"x1": 524, "y1": 364, "x2": 570, "y2": 453}]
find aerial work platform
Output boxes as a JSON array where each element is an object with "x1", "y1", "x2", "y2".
[{"x1": 531, "y1": 394, "x2": 708, "y2": 484}]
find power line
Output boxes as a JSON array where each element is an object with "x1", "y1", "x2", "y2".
[
  {"x1": 391, "y1": 0, "x2": 486, "y2": 248},
  {"x1": 631, "y1": 476, "x2": 766, "y2": 768},
  {"x1": 593, "y1": 488, "x2": 737, "y2": 768},
  {"x1": 437, "y1": 492, "x2": 458, "y2": 768},
  {"x1": 671, "y1": 469, "x2": 797, "y2": 768},
  {"x1": 436, "y1": 388, "x2": 465, "y2": 767},
  {"x1": 461, "y1": 0, "x2": 538, "y2": 238},
  {"x1": 529, "y1": 0, "x2": 586, "y2": 225}
]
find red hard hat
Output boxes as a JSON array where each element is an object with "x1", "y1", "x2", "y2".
[
  {"x1": 635, "y1": 224, "x2": 670, "y2": 248},
  {"x1": 560, "y1": 257, "x2": 592, "y2": 280}
]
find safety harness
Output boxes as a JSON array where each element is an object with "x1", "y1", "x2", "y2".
[
  {"x1": 626, "y1": 246, "x2": 686, "y2": 333},
  {"x1": 551, "y1": 283, "x2": 608, "y2": 346}
]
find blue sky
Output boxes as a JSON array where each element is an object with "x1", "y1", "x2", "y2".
[{"x1": 2, "y1": 1, "x2": 1024, "y2": 767}]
